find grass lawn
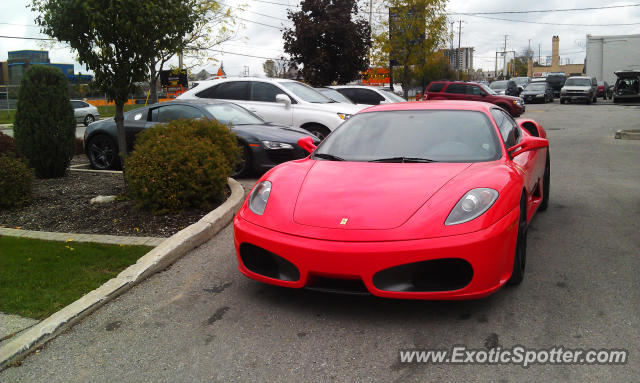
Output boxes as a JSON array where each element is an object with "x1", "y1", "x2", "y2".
[
  {"x1": 0, "y1": 236, "x2": 151, "y2": 319},
  {"x1": 0, "y1": 110, "x2": 15, "y2": 125},
  {"x1": 97, "y1": 104, "x2": 146, "y2": 118}
]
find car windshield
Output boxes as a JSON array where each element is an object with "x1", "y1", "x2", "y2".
[
  {"x1": 490, "y1": 81, "x2": 508, "y2": 90},
  {"x1": 316, "y1": 88, "x2": 353, "y2": 104},
  {"x1": 525, "y1": 83, "x2": 546, "y2": 91},
  {"x1": 478, "y1": 83, "x2": 497, "y2": 95},
  {"x1": 380, "y1": 89, "x2": 406, "y2": 102},
  {"x1": 512, "y1": 77, "x2": 529, "y2": 86},
  {"x1": 565, "y1": 78, "x2": 591, "y2": 86},
  {"x1": 280, "y1": 81, "x2": 334, "y2": 103},
  {"x1": 313, "y1": 110, "x2": 500, "y2": 163},
  {"x1": 203, "y1": 103, "x2": 264, "y2": 125}
]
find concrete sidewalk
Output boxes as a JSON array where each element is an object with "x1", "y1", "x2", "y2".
[{"x1": 0, "y1": 227, "x2": 165, "y2": 247}]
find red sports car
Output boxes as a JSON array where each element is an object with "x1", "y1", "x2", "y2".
[{"x1": 233, "y1": 101, "x2": 550, "y2": 299}]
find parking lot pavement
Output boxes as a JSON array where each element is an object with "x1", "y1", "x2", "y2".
[{"x1": 2, "y1": 102, "x2": 639, "y2": 382}]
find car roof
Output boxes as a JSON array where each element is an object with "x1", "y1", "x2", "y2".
[
  {"x1": 330, "y1": 85, "x2": 383, "y2": 90},
  {"x1": 358, "y1": 100, "x2": 496, "y2": 114}
]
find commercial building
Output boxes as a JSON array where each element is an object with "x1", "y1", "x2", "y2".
[
  {"x1": 1, "y1": 50, "x2": 93, "y2": 85},
  {"x1": 441, "y1": 47, "x2": 474, "y2": 71},
  {"x1": 585, "y1": 34, "x2": 640, "y2": 85},
  {"x1": 527, "y1": 36, "x2": 584, "y2": 78}
]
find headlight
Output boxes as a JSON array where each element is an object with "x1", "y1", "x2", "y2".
[
  {"x1": 248, "y1": 181, "x2": 272, "y2": 215},
  {"x1": 262, "y1": 141, "x2": 293, "y2": 150},
  {"x1": 445, "y1": 188, "x2": 499, "y2": 225},
  {"x1": 513, "y1": 99, "x2": 523, "y2": 106},
  {"x1": 337, "y1": 113, "x2": 352, "y2": 120},
  {"x1": 537, "y1": 94, "x2": 544, "y2": 97}
]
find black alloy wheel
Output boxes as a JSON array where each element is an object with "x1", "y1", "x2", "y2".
[
  {"x1": 539, "y1": 151, "x2": 550, "y2": 211},
  {"x1": 508, "y1": 195, "x2": 527, "y2": 285},
  {"x1": 84, "y1": 114, "x2": 95, "y2": 126},
  {"x1": 87, "y1": 134, "x2": 120, "y2": 170},
  {"x1": 232, "y1": 143, "x2": 251, "y2": 178}
]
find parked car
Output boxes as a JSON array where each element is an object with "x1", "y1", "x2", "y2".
[
  {"x1": 546, "y1": 73, "x2": 567, "y2": 97},
  {"x1": 521, "y1": 82, "x2": 554, "y2": 104},
  {"x1": 596, "y1": 81, "x2": 610, "y2": 99},
  {"x1": 233, "y1": 101, "x2": 549, "y2": 298},
  {"x1": 178, "y1": 77, "x2": 366, "y2": 140},
  {"x1": 329, "y1": 85, "x2": 407, "y2": 106},
  {"x1": 489, "y1": 80, "x2": 520, "y2": 96},
  {"x1": 511, "y1": 77, "x2": 531, "y2": 94},
  {"x1": 71, "y1": 100, "x2": 100, "y2": 126},
  {"x1": 560, "y1": 76, "x2": 597, "y2": 104},
  {"x1": 612, "y1": 70, "x2": 640, "y2": 103},
  {"x1": 83, "y1": 100, "x2": 320, "y2": 177},
  {"x1": 425, "y1": 81, "x2": 525, "y2": 117},
  {"x1": 314, "y1": 87, "x2": 354, "y2": 104}
]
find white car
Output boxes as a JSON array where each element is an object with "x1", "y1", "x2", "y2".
[
  {"x1": 178, "y1": 77, "x2": 366, "y2": 139},
  {"x1": 71, "y1": 100, "x2": 100, "y2": 126},
  {"x1": 329, "y1": 85, "x2": 407, "y2": 106}
]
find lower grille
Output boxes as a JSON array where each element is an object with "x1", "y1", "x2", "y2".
[{"x1": 266, "y1": 147, "x2": 307, "y2": 164}]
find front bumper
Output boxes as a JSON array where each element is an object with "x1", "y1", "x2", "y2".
[{"x1": 233, "y1": 208, "x2": 520, "y2": 300}]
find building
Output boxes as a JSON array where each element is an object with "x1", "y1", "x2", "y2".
[
  {"x1": 2, "y1": 50, "x2": 93, "y2": 85},
  {"x1": 586, "y1": 34, "x2": 640, "y2": 85},
  {"x1": 441, "y1": 47, "x2": 474, "y2": 71},
  {"x1": 527, "y1": 36, "x2": 584, "y2": 78}
]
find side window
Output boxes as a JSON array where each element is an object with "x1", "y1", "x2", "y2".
[
  {"x1": 70, "y1": 101, "x2": 81, "y2": 109},
  {"x1": 351, "y1": 89, "x2": 385, "y2": 105},
  {"x1": 150, "y1": 105, "x2": 205, "y2": 123},
  {"x1": 427, "y1": 82, "x2": 445, "y2": 92},
  {"x1": 491, "y1": 109, "x2": 521, "y2": 148},
  {"x1": 251, "y1": 82, "x2": 283, "y2": 102},
  {"x1": 466, "y1": 85, "x2": 484, "y2": 96},
  {"x1": 444, "y1": 83, "x2": 466, "y2": 94},
  {"x1": 81, "y1": 101, "x2": 90, "y2": 108},
  {"x1": 195, "y1": 81, "x2": 249, "y2": 100}
]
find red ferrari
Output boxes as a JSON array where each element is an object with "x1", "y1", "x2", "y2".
[{"x1": 233, "y1": 101, "x2": 550, "y2": 299}]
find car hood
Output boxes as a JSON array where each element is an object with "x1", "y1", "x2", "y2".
[
  {"x1": 293, "y1": 161, "x2": 471, "y2": 230},
  {"x1": 562, "y1": 86, "x2": 591, "y2": 91},
  {"x1": 300, "y1": 101, "x2": 367, "y2": 115},
  {"x1": 522, "y1": 90, "x2": 545, "y2": 95},
  {"x1": 232, "y1": 124, "x2": 316, "y2": 141}
]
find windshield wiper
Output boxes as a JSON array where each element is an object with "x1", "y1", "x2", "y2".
[
  {"x1": 369, "y1": 157, "x2": 437, "y2": 163},
  {"x1": 313, "y1": 153, "x2": 345, "y2": 161}
]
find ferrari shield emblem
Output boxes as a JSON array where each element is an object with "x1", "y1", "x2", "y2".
[{"x1": 340, "y1": 218, "x2": 348, "y2": 225}]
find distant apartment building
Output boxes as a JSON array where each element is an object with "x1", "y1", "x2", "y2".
[
  {"x1": 1, "y1": 50, "x2": 93, "y2": 85},
  {"x1": 441, "y1": 47, "x2": 474, "y2": 71}
]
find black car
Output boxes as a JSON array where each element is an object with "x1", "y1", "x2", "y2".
[
  {"x1": 521, "y1": 82, "x2": 554, "y2": 104},
  {"x1": 546, "y1": 73, "x2": 567, "y2": 97},
  {"x1": 83, "y1": 100, "x2": 320, "y2": 177}
]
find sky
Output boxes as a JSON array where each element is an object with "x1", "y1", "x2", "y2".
[{"x1": 1, "y1": 0, "x2": 639, "y2": 78}]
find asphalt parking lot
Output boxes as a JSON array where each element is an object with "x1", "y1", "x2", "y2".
[{"x1": 2, "y1": 100, "x2": 639, "y2": 382}]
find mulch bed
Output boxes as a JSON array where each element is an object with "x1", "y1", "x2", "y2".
[{"x1": 0, "y1": 156, "x2": 223, "y2": 238}]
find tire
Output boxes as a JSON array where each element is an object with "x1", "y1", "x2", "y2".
[
  {"x1": 592, "y1": 95, "x2": 597, "y2": 104},
  {"x1": 87, "y1": 134, "x2": 120, "y2": 170},
  {"x1": 231, "y1": 143, "x2": 251, "y2": 178},
  {"x1": 508, "y1": 195, "x2": 527, "y2": 286},
  {"x1": 560, "y1": 98, "x2": 565, "y2": 104},
  {"x1": 586, "y1": 96, "x2": 591, "y2": 105},
  {"x1": 303, "y1": 124, "x2": 330, "y2": 141},
  {"x1": 539, "y1": 151, "x2": 550, "y2": 211},
  {"x1": 84, "y1": 114, "x2": 95, "y2": 126}
]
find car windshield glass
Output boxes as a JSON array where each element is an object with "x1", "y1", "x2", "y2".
[
  {"x1": 380, "y1": 90, "x2": 406, "y2": 102},
  {"x1": 565, "y1": 78, "x2": 591, "y2": 86},
  {"x1": 490, "y1": 81, "x2": 507, "y2": 90},
  {"x1": 317, "y1": 88, "x2": 353, "y2": 104},
  {"x1": 203, "y1": 103, "x2": 264, "y2": 125},
  {"x1": 280, "y1": 82, "x2": 333, "y2": 103},
  {"x1": 525, "y1": 83, "x2": 546, "y2": 91},
  {"x1": 313, "y1": 110, "x2": 500, "y2": 163},
  {"x1": 512, "y1": 77, "x2": 529, "y2": 86},
  {"x1": 478, "y1": 83, "x2": 497, "y2": 95}
]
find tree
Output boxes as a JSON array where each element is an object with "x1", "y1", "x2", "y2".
[
  {"x1": 14, "y1": 65, "x2": 75, "y2": 178},
  {"x1": 32, "y1": 0, "x2": 199, "y2": 173},
  {"x1": 263, "y1": 56, "x2": 294, "y2": 78},
  {"x1": 283, "y1": 0, "x2": 371, "y2": 86},
  {"x1": 263, "y1": 59, "x2": 277, "y2": 78},
  {"x1": 371, "y1": 0, "x2": 449, "y2": 98},
  {"x1": 147, "y1": 0, "x2": 238, "y2": 104}
]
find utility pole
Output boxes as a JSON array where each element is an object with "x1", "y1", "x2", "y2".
[
  {"x1": 450, "y1": 21, "x2": 455, "y2": 69},
  {"x1": 538, "y1": 43, "x2": 541, "y2": 66},
  {"x1": 503, "y1": 35, "x2": 508, "y2": 78},
  {"x1": 457, "y1": 20, "x2": 462, "y2": 80},
  {"x1": 369, "y1": 0, "x2": 373, "y2": 26}
]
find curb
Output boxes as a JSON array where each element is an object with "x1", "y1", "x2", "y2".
[
  {"x1": 0, "y1": 178, "x2": 244, "y2": 370},
  {"x1": 0, "y1": 228, "x2": 164, "y2": 247}
]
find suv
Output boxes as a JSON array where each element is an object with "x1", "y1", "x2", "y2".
[
  {"x1": 178, "y1": 77, "x2": 366, "y2": 139},
  {"x1": 425, "y1": 81, "x2": 525, "y2": 117},
  {"x1": 560, "y1": 76, "x2": 597, "y2": 104},
  {"x1": 329, "y1": 85, "x2": 407, "y2": 105},
  {"x1": 612, "y1": 70, "x2": 640, "y2": 103}
]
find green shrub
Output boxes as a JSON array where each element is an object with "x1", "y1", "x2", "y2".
[
  {"x1": 0, "y1": 154, "x2": 33, "y2": 209},
  {"x1": 13, "y1": 65, "x2": 76, "y2": 178},
  {"x1": 0, "y1": 132, "x2": 17, "y2": 156},
  {"x1": 125, "y1": 119, "x2": 241, "y2": 213}
]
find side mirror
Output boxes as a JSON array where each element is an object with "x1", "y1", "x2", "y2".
[
  {"x1": 275, "y1": 94, "x2": 291, "y2": 108},
  {"x1": 297, "y1": 136, "x2": 317, "y2": 154},
  {"x1": 508, "y1": 135, "x2": 548, "y2": 158}
]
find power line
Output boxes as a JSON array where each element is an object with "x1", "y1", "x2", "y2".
[
  {"x1": 219, "y1": 2, "x2": 292, "y2": 22},
  {"x1": 0, "y1": 35, "x2": 55, "y2": 41},
  {"x1": 192, "y1": 49, "x2": 292, "y2": 61},
  {"x1": 246, "y1": 0, "x2": 300, "y2": 8},
  {"x1": 464, "y1": 14, "x2": 640, "y2": 26},
  {"x1": 451, "y1": 3, "x2": 640, "y2": 15},
  {"x1": 236, "y1": 17, "x2": 285, "y2": 29}
]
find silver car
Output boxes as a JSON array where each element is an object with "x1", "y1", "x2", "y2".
[{"x1": 71, "y1": 100, "x2": 100, "y2": 126}]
